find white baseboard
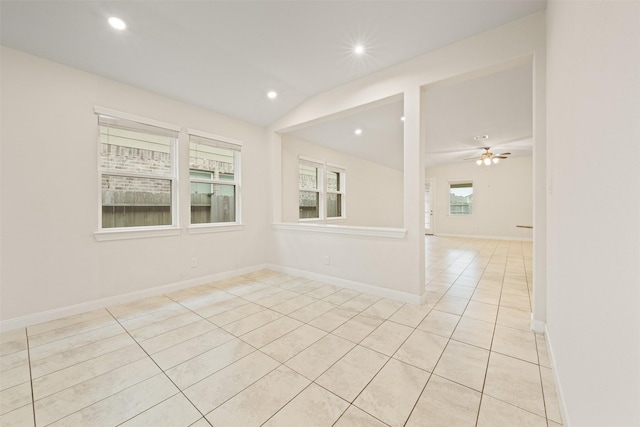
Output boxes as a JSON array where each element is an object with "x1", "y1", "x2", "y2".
[
  {"x1": 1, "y1": 263, "x2": 425, "y2": 332},
  {"x1": 266, "y1": 264, "x2": 423, "y2": 305},
  {"x1": 0, "y1": 264, "x2": 269, "y2": 332},
  {"x1": 530, "y1": 314, "x2": 546, "y2": 333},
  {"x1": 435, "y1": 233, "x2": 533, "y2": 242},
  {"x1": 544, "y1": 325, "x2": 571, "y2": 427}
]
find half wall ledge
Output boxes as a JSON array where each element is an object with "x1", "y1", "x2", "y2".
[{"x1": 271, "y1": 223, "x2": 407, "y2": 239}]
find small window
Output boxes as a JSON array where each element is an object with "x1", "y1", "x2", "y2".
[
  {"x1": 299, "y1": 162, "x2": 321, "y2": 219},
  {"x1": 450, "y1": 182, "x2": 473, "y2": 215},
  {"x1": 98, "y1": 114, "x2": 178, "y2": 229},
  {"x1": 326, "y1": 168, "x2": 345, "y2": 218},
  {"x1": 189, "y1": 133, "x2": 241, "y2": 225}
]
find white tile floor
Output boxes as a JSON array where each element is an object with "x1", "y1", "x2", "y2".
[{"x1": 0, "y1": 237, "x2": 562, "y2": 426}]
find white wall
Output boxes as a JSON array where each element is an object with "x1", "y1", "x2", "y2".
[
  {"x1": 546, "y1": 1, "x2": 640, "y2": 425},
  {"x1": 0, "y1": 47, "x2": 270, "y2": 324},
  {"x1": 281, "y1": 135, "x2": 403, "y2": 227},
  {"x1": 426, "y1": 156, "x2": 533, "y2": 240}
]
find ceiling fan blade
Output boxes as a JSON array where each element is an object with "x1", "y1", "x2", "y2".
[
  {"x1": 495, "y1": 156, "x2": 508, "y2": 159},
  {"x1": 496, "y1": 152, "x2": 511, "y2": 156}
]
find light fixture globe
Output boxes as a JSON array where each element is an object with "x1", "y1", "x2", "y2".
[
  {"x1": 483, "y1": 158, "x2": 491, "y2": 165},
  {"x1": 492, "y1": 157, "x2": 499, "y2": 164},
  {"x1": 476, "y1": 159, "x2": 482, "y2": 165},
  {"x1": 108, "y1": 17, "x2": 127, "y2": 30}
]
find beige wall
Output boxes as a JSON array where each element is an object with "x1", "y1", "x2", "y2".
[
  {"x1": 546, "y1": 0, "x2": 640, "y2": 425},
  {"x1": 0, "y1": 47, "x2": 270, "y2": 323},
  {"x1": 281, "y1": 135, "x2": 404, "y2": 228},
  {"x1": 426, "y1": 156, "x2": 533, "y2": 240}
]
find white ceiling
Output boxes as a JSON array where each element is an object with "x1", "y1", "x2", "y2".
[
  {"x1": 423, "y1": 63, "x2": 533, "y2": 168},
  {"x1": 0, "y1": 0, "x2": 545, "y2": 128},
  {"x1": 287, "y1": 64, "x2": 533, "y2": 170},
  {"x1": 288, "y1": 97, "x2": 405, "y2": 170}
]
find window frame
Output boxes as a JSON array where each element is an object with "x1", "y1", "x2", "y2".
[
  {"x1": 449, "y1": 180, "x2": 474, "y2": 216},
  {"x1": 325, "y1": 164, "x2": 346, "y2": 220},
  {"x1": 298, "y1": 157, "x2": 324, "y2": 222},
  {"x1": 187, "y1": 129, "x2": 242, "y2": 229},
  {"x1": 95, "y1": 106, "x2": 180, "y2": 233},
  {"x1": 298, "y1": 157, "x2": 346, "y2": 222}
]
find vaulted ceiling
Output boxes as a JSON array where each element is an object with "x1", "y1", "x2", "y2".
[{"x1": 1, "y1": 0, "x2": 543, "y2": 167}]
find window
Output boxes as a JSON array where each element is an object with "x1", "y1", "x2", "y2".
[
  {"x1": 189, "y1": 132, "x2": 241, "y2": 225},
  {"x1": 326, "y1": 167, "x2": 345, "y2": 218},
  {"x1": 298, "y1": 158, "x2": 346, "y2": 221},
  {"x1": 98, "y1": 113, "x2": 178, "y2": 229},
  {"x1": 299, "y1": 161, "x2": 321, "y2": 219},
  {"x1": 449, "y1": 182, "x2": 473, "y2": 215}
]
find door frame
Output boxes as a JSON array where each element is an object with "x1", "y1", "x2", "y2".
[{"x1": 425, "y1": 178, "x2": 435, "y2": 235}]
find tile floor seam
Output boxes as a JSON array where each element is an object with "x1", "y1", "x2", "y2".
[
  {"x1": 25, "y1": 320, "x2": 122, "y2": 352},
  {"x1": 534, "y1": 331, "x2": 551, "y2": 421},
  {"x1": 35, "y1": 371, "x2": 168, "y2": 426},
  {"x1": 479, "y1": 391, "x2": 551, "y2": 421},
  {"x1": 317, "y1": 341, "x2": 392, "y2": 405},
  {"x1": 27, "y1": 333, "x2": 135, "y2": 381},
  {"x1": 194, "y1": 353, "x2": 283, "y2": 418},
  {"x1": 112, "y1": 391, "x2": 182, "y2": 426},
  {"x1": 26, "y1": 316, "x2": 115, "y2": 344},
  {"x1": 471, "y1": 244, "x2": 505, "y2": 427},
  {"x1": 29, "y1": 346, "x2": 156, "y2": 403},
  {"x1": 401, "y1": 370, "x2": 435, "y2": 426},
  {"x1": 162, "y1": 293, "x2": 239, "y2": 326},
  {"x1": 24, "y1": 328, "x2": 37, "y2": 427},
  {"x1": 104, "y1": 309, "x2": 211, "y2": 424},
  {"x1": 258, "y1": 381, "x2": 347, "y2": 427}
]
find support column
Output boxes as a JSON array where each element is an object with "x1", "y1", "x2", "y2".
[
  {"x1": 403, "y1": 87, "x2": 426, "y2": 298},
  {"x1": 532, "y1": 49, "x2": 547, "y2": 332}
]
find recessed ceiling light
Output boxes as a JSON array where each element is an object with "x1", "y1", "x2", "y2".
[
  {"x1": 267, "y1": 91, "x2": 277, "y2": 99},
  {"x1": 108, "y1": 17, "x2": 127, "y2": 31},
  {"x1": 473, "y1": 135, "x2": 489, "y2": 141},
  {"x1": 354, "y1": 45, "x2": 365, "y2": 55},
  {"x1": 354, "y1": 128, "x2": 363, "y2": 135},
  {"x1": 400, "y1": 116, "x2": 405, "y2": 121}
]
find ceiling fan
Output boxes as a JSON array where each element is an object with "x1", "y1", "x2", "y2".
[{"x1": 465, "y1": 147, "x2": 511, "y2": 165}]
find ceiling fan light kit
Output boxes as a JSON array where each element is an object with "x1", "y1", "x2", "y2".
[{"x1": 466, "y1": 146, "x2": 511, "y2": 166}]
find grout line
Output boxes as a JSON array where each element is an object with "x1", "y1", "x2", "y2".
[
  {"x1": 104, "y1": 308, "x2": 211, "y2": 423},
  {"x1": 24, "y1": 329, "x2": 37, "y2": 427}
]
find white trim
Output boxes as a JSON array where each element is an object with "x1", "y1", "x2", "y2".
[
  {"x1": 326, "y1": 162, "x2": 346, "y2": 172},
  {"x1": 266, "y1": 264, "x2": 421, "y2": 304},
  {"x1": 94, "y1": 226, "x2": 181, "y2": 241},
  {"x1": 530, "y1": 313, "x2": 546, "y2": 333},
  {"x1": 186, "y1": 128, "x2": 243, "y2": 148},
  {"x1": 188, "y1": 224, "x2": 244, "y2": 234},
  {"x1": 272, "y1": 222, "x2": 407, "y2": 239},
  {"x1": 298, "y1": 155, "x2": 323, "y2": 166},
  {"x1": 94, "y1": 106, "x2": 181, "y2": 132},
  {"x1": 545, "y1": 325, "x2": 571, "y2": 427},
  {"x1": 0, "y1": 264, "x2": 269, "y2": 332},
  {"x1": 435, "y1": 233, "x2": 532, "y2": 242},
  {"x1": 419, "y1": 291, "x2": 432, "y2": 305}
]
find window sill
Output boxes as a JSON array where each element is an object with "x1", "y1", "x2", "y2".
[
  {"x1": 272, "y1": 223, "x2": 406, "y2": 239},
  {"x1": 297, "y1": 217, "x2": 346, "y2": 224},
  {"x1": 326, "y1": 217, "x2": 346, "y2": 222},
  {"x1": 94, "y1": 226, "x2": 181, "y2": 241},
  {"x1": 188, "y1": 224, "x2": 244, "y2": 234}
]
